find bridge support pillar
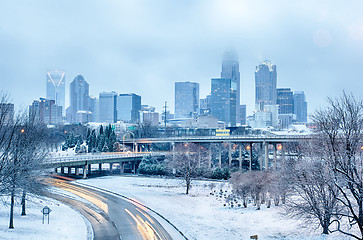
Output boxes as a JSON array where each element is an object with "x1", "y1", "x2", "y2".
[
  {"x1": 239, "y1": 144, "x2": 242, "y2": 171},
  {"x1": 273, "y1": 144, "x2": 277, "y2": 171},
  {"x1": 88, "y1": 164, "x2": 91, "y2": 173},
  {"x1": 61, "y1": 167, "x2": 64, "y2": 174},
  {"x1": 110, "y1": 163, "x2": 113, "y2": 174},
  {"x1": 208, "y1": 144, "x2": 212, "y2": 169},
  {"x1": 54, "y1": 168, "x2": 58, "y2": 173},
  {"x1": 264, "y1": 142, "x2": 269, "y2": 171},
  {"x1": 134, "y1": 143, "x2": 138, "y2": 152},
  {"x1": 83, "y1": 164, "x2": 88, "y2": 179},
  {"x1": 120, "y1": 162, "x2": 124, "y2": 174},
  {"x1": 281, "y1": 144, "x2": 285, "y2": 168},
  {"x1": 99, "y1": 163, "x2": 102, "y2": 175},
  {"x1": 67, "y1": 167, "x2": 72, "y2": 174},
  {"x1": 259, "y1": 143, "x2": 263, "y2": 171},
  {"x1": 248, "y1": 143, "x2": 252, "y2": 172},
  {"x1": 172, "y1": 142, "x2": 175, "y2": 162},
  {"x1": 228, "y1": 143, "x2": 232, "y2": 167},
  {"x1": 218, "y1": 144, "x2": 222, "y2": 168},
  {"x1": 133, "y1": 162, "x2": 136, "y2": 174},
  {"x1": 198, "y1": 145, "x2": 201, "y2": 168},
  {"x1": 75, "y1": 167, "x2": 79, "y2": 176}
]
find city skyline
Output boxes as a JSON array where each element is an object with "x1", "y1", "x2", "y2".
[{"x1": 2, "y1": 1, "x2": 363, "y2": 117}]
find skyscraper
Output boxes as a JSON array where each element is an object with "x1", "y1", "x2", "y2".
[
  {"x1": 99, "y1": 92, "x2": 117, "y2": 123},
  {"x1": 211, "y1": 78, "x2": 237, "y2": 126},
  {"x1": 255, "y1": 61, "x2": 277, "y2": 111},
  {"x1": 221, "y1": 51, "x2": 240, "y2": 123},
  {"x1": 240, "y1": 105, "x2": 247, "y2": 125},
  {"x1": 294, "y1": 91, "x2": 308, "y2": 123},
  {"x1": 116, "y1": 93, "x2": 141, "y2": 123},
  {"x1": 277, "y1": 88, "x2": 295, "y2": 128},
  {"x1": 46, "y1": 70, "x2": 65, "y2": 116},
  {"x1": 175, "y1": 82, "x2": 199, "y2": 118},
  {"x1": 277, "y1": 88, "x2": 294, "y2": 114},
  {"x1": 69, "y1": 75, "x2": 90, "y2": 123}
]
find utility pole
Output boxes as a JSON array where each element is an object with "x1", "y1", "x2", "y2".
[{"x1": 163, "y1": 101, "x2": 168, "y2": 136}]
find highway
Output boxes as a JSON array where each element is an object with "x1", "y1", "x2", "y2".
[{"x1": 47, "y1": 176, "x2": 176, "y2": 240}]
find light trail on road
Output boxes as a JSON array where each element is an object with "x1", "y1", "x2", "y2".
[{"x1": 47, "y1": 176, "x2": 174, "y2": 240}]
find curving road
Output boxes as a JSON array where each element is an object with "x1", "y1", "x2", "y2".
[{"x1": 47, "y1": 177, "x2": 177, "y2": 240}]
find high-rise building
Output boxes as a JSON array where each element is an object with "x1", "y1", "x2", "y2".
[
  {"x1": 0, "y1": 103, "x2": 14, "y2": 124},
  {"x1": 240, "y1": 105, "x2": 247, "y2": 125},
  {"x1": 294, "y1": 91, "x2": 307, "y2": 123},
  {"x1": 277, "y1": 88, "x2": 294, "y2": 114},
  {"x1": 29, "y1": 98, "x2": 62, "y2": 124},
  {"x1": 221, "y1": 51, "x2": 240, "y2": 123},
  {"x1": 99, "y1": 92, "x2": 117, "y2": 123},
  {"x1": 211, "y1": 78, "x2": 237, "y2": 126},
  {"x1": 46, "y1": 70, "x2": 65, "y2": 116},
  {"x1": 89, "y1": 96, "x2": 98, "y2": 122},
  {"x1": 68, "y1": 75, "x2": 90, "y2": 123},
  {"x1": 255, "y1": 61, "x2": 277, "y2": 111},
  {"x1": 116, "y1": 93, "x2": 141, "y2": 123},
  {"x1": 277, "y1": 88, "x2": 295, "y2": 129},
  {"x1": 175, "y1": 82, "x2": 199, "y2": 119}
]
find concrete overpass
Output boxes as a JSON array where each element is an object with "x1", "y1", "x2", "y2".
[
  {"x1": 124, "y1": 134, "x2": 308, "y2": 171},
  {"x1": 45, "y1": 152, "x2": 165, "y2": 179}
]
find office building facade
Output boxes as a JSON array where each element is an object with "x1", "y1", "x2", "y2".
[
  {"x1": 29, "y1": 98, "x2": 62, "y2": 124},
  {"x1": 255, "y1": 61, "x2": 277, "y2": 111},
  {"x1": 117, "y1": 93, "x2": 141, "y2": 123},
  {"x1": 69, "y1": 75, "x2": 90, "y2": 123},
  {"x1": 99, "y1": 92, "x2": 117, "y2": 123},
  {"x1": 211, "y1": 78, "x2": 237, "y2": 126},
  {"x1": 294, "y1": 91, "x2": 308, "y2": 123},
  {"x1": 46, "y1": 70, "x2": 65, "y2": 116},
  {"x1": 175, "y1": 82, "x2": 199, "y2": 119}
]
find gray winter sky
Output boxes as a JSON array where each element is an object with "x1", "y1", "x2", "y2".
[{"x1": 1, "y1": 0, "x2": 363, "y2": 117}]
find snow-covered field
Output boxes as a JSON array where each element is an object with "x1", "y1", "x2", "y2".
[
  {"x1": 0, "y1": 195, "x2": 90, "y2": 240},
  {"x1": 79, "y1": 175, "x2": 350, "y2": 240}
]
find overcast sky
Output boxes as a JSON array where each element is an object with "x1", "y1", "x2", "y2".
[{"x1": 1, "y1": 0, "x2": 363, "y2": 117}]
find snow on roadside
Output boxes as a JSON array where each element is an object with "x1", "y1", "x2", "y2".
[
  {"x1": 0, "y1": 195, "x2": 90, "y2": 240},
  {"x1": 78, "y1": 176, "x2": 350, "y2": 240}
]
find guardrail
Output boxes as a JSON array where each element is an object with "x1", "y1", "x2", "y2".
[{"x1": 45, "y1": 152, "x2": 166, "y2": 165}]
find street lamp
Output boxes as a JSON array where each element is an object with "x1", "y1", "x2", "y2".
[{"x1": 122, "y1": 131, "x2": 135, "y2": 152}]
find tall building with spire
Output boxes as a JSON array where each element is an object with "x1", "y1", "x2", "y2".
[
  {"x1": 46, "y1": 70, "x2": 65, "y2": 116},
  {"x1": 221, "y1": 51, "x2": 240, "y2": 124}
]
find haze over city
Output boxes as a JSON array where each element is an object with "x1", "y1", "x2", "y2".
[{"x1": 1, "y1": 0, "x2": 363, "y2": 115}]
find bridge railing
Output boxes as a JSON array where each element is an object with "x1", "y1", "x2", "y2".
[{"x1": 45, "y1": 152, "x2": 165, "y2": 164}]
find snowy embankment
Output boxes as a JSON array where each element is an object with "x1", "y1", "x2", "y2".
[
  {"x1": 79, "y1": 176, "x2": 349, "y2": 240},
  {"x1": 0, "y1": 195, "x2": 91, "y2": 240}
]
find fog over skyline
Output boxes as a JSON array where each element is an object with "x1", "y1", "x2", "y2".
[{"x1": 1, "y1": 0, "x2": 363, "y2": 117}]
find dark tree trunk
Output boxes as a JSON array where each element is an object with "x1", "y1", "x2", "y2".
[
  {"x1": 21, "y1": 190, "x2": 26, "y2": 216},
  {"x1": 9, "y1": 189, "x2": 15, "y2": 229}
]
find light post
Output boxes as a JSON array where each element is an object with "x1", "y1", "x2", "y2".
[{"x1": 122, "y1": 131, "x2": 135, "y2": 152}]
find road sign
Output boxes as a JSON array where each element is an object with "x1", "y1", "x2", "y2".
[{"x1": 41, "y1": 206, "x2": 52, "y2": 224}]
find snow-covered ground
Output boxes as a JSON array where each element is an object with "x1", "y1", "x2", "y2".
[
  {"x1": 0, "y1": 195, "x2": 91, "y2": 240},
  {"x1": 78, "y1": 176, "x2": 350, "y2": 240}
]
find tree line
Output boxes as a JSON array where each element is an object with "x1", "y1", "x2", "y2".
[{"x1": 0, "y1": 94, "x2": 50, "y2": 229}]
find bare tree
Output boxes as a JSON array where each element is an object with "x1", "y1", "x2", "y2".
[
  {"x1": 310, "y1": 92, "x2": 363, "y2": 239},
  {"x1": 285, "y1": 138, "x2": 341, "y2": 235},
  {"x1": 0, "y1": 110, "x2": 49, "y2": 228},
  {"x1": 168, "y1": 143, "x2": 208, "y2": 194}
]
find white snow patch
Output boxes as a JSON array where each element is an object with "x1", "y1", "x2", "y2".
[{"x1": 0, "y1": 195, "x2": 90, "y2": 240}]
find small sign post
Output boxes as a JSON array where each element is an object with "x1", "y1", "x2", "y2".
[{"x1": 41, "y1": 206, "x2": 52, "y2": 224}]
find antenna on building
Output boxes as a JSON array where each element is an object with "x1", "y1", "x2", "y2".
[{"x1": 163, "y1": 101, "x2": 168, "y2": 135}]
